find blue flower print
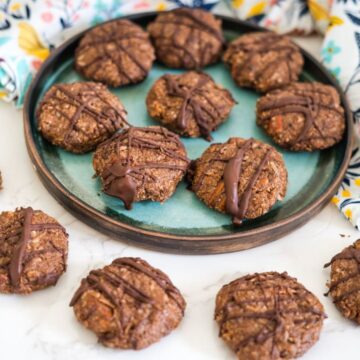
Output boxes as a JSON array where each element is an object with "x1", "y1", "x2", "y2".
[{"x1": 321, "y1": 40, "x2": 341, "y2": 64}]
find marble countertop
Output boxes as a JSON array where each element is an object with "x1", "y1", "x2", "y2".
[{"x1": 1, "y1": 36, "x2": 360, "y2": 360}]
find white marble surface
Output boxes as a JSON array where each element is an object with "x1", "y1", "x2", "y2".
[{"x1": 1, "y1": 36, "x2": 360, "y2": 360}]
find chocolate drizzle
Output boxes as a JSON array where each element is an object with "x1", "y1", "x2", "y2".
[
  {"x1": 40, "y1": 83, "x2": 128, "y2": 145},
  {"x1": 190, "y1": 139, "x2": 279, "y2": 226},
  {"x1": 112, "y1": 258, "x2": 185, "y2": 313},
  {"x1": 0, "y1": 207, "x2": 66, "y2": 287},
  {"x1": 164, "y1": 73, "x2": 225, "y2": 140},
  {"x1": 324, "y1": 241, "x2": 360, "y2": 303},
  {"x1": 223, "y1": 139, "x2": 271, "y2": 225},
  {"x1": 257, "y1": 84, "x2": 343, "y2": 145},
  {"x1": 216, "y1": 272, "x2": 326, "y2": 358},
  {"x1": 69, "y1": 257, "x2": 185, "y2": 341},
  {"x1": 99, "y1": 127, "x2": 189, "y2": 210},
  {"x1": 150, "y1": 8, "x2": 224, "y2": 68},
  {"x1": 76, "y1": 20, "x2": 152, "y2": 83},
  {"x1": 172, "y1": 8, "x2": 224, "y2": 43},
  {"x1": 228, "y1": 33, "x2": 299, "y2": 86},
  {"x1": 69, "y1": 258, "x2": 183, "y2": 307}
]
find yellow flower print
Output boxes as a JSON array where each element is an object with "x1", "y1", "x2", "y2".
[
  {"x1": 308, "y1": 0, "x2": 330, "y2": 21},
  {"x1": 232, "y1": 0, "x2": 244, "y2": 9},
  {"x1": 327, "y1": 16, "x2": 344, "y2": 32},
  {"x1": 18, "y1": 22, "x2": 49, "y2": 61},
  {"x1": 331, "y1": 197, "x2": 340, "y2": 205},
  {"x1": 355, "y1": 179, "x2": 360, "y2": 187},
  {"x1": 247, "y1": 1, "x2": 267, "y2": 18},
  {"x1": 341, "y1": 189, "x2": 352, "y2": 198},
  {"x1": 10, "y1": 2, "x2": 21, "y2": 12},
  {"x1": 344, "y1": 208, "x2": 353, "y2": 220},
  {"x1": 156, "y1": 2, "x2": 167, "y2": 11}
]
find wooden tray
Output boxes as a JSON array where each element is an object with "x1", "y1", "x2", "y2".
[{"x1": 23, "y1": 12, "x2": 353, "y2": 254}]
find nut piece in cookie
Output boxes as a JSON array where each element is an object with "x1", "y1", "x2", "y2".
[
  {"x1": 93, "y1": 126, "x2": 189, "y2": 209},
  {"x1": 256, "y1": 82, "x2": 345, "y2": 151},
  {"x1": 223, "y1": 32, "x2": 304, "y2": 93},
  {"x1": 215, "y1": 272, "x2": 326, "y2": 360},
  {"x1": 147, "y1": 8, "x2": 224, "y2": 69},
  {"x1": 70, "y1": 257, "x2": 186, "y2": 349},
  {"x1": 0, "y1": 207, "x2": 68, "y2": 294},
  {"x1": 75, "y1": 19, "x2": 155, "y2": 87},
  {"x1": 189, "y1": 138, "x2": 287, "y2": 225},
  {"x1": 324, "y1": 239, "x2": 360, "y2": 324},
  {"x1": 146, "y1": 71, "x2": 236, "y2": 140},
  {"x1": 37, "y1": 82, "x2": 128, "y2": 153}
]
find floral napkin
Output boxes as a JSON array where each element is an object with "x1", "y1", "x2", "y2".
[{"x1": 1, "y1": 0, "x2": 360, "y2": 227}]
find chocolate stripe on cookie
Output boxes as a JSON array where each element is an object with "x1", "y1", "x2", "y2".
[
  {"x1": 223, "y1": 140, "x2": 271, "y2": 225},
  {"x1": 44, "y1": 83, "x2": 128, "y2": 144},
  {"x1": 99, "y1": 127, "x2": 189, "y2": 210},
  {"x1": 164, "y1": 72, "x2": 225, "y2": 140},
  {"x1": 5, "y1": 207, "x2": 66, "y2": 287},
  {"x1": 324, "y1": 241, "x2": 360, "y2": 303},
  {"x1": 148, "y1": 9, "x2": 223, "y2": 69},
  {"x1": 113, "y1": 258, "x2": 185, "y2": 314}
]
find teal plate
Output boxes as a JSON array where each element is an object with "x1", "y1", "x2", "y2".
[{"x1": 23, "y1": 13, "x2": 352, "y2": 254}]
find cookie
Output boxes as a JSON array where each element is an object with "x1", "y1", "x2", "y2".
[
  {"x1": 93, "y1": 126, "x2": 189, "y2": 209},
  {"x1": 188, "y1": 138, "x2": 287, "y2": 225},
  {"x1": 146, "y1": 71, "x2": 236, "y2": 140},
  {"x1": 0, "y1": 207, "x2": 68, "y2": 294},
  {"x1": 147, "y1": 8, "x2": 224, "y2": 69},
  {"x1": 37, "y1": 82, "x2": 128, "y2": 153},
  {"x1": 70, "y1": 257, "x2": 186, "y2": 349},
  {"x1": 223, "y1": 32, "x2": 304, "y2": 93},
  {"x1": 215, "y1": 272, "x2": 326, "y2": 360},
  {"x1": 256, "y1": 82, "x2": 345, "y2": 151},
  {"x1": 324, "y1": 239, "x2": 360, "y2": 323},
  {"x1": 75, "y1": 19, "x2": 155, "y2": 87}
]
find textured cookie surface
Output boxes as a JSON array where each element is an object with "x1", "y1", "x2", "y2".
[
  {"x1": 75, "y1": 19, "x2": 155, "y2": 87},
  {"x1": 37, "y1": 82, "x2": 128, "y2": 153},
  {"x1": 215, "y1": 272, "x2": 326, "y2": 360},
  {"x1": 0, "y1": 207, "x2": 68, "y2": 294},
  {"x1": 70, "y1": 257, "x2": 186, "y2": 349},
  {"x1": 147, "y1": 8, "x2": 224, "y2": 69},
  {"x1": 93, "y1": 126, "x2": 189, "y2": 209},
  {"x1": 189, "y1": 138, "x2": 287, "y2": 225},
  {"x1": 325, "y1": 239, "x2": 360, "y2": 323},
  {"x1": 146, "y1": 71, "x2": 236, "y2": 140},
  {"x1": 223, "y1": 32, "x2": 303, "y2": 93},
  {"x1": 256, "y1": 82, "x2": 345, "y2": 151}
]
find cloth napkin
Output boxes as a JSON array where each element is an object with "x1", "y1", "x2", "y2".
[{"x1": 1, "y1": 0, "x2": 360, "y2": 227}]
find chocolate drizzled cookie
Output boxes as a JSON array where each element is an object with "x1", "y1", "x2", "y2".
[
  {"x1": 0, "y1": 207, "x2": 68, "y2": 294},
  {"x1": 75, "y1": 19, "x2": 155, "y2": 87},
  {"x1": 188, "y1": 138, "x2": 287, "y2": 225},
  {"x1": 146, "y1": 71, "x2": 236, "y2": 140},
  {"x1": 93, "y1": 126, "x2": 189, "y2": 209},
  {"x1": 215, "y1": 272, "x2": 326, "y2": 360},
  {"x1": 70, "y1": 257, "x2": 186, "y2": 349},
  {"x1": 223, "y1": 32, "x2": 303, "y2": 93},
  {"x1": 147, "y1": 8, "x2": 224, "y2": 69},
  {"x1": 256, "y1": 82, "x2": 345, "y2": 151},
  {"x1": 325, "y1": 239, "x2": 360, "y2": 323},
  {"x1": 37, "y1": 82, "x2": 128, "y2": 153}
]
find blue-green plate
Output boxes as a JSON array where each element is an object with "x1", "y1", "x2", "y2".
[{"x1": 23, "y1": 13, "x2": 352, "y2": 254}]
